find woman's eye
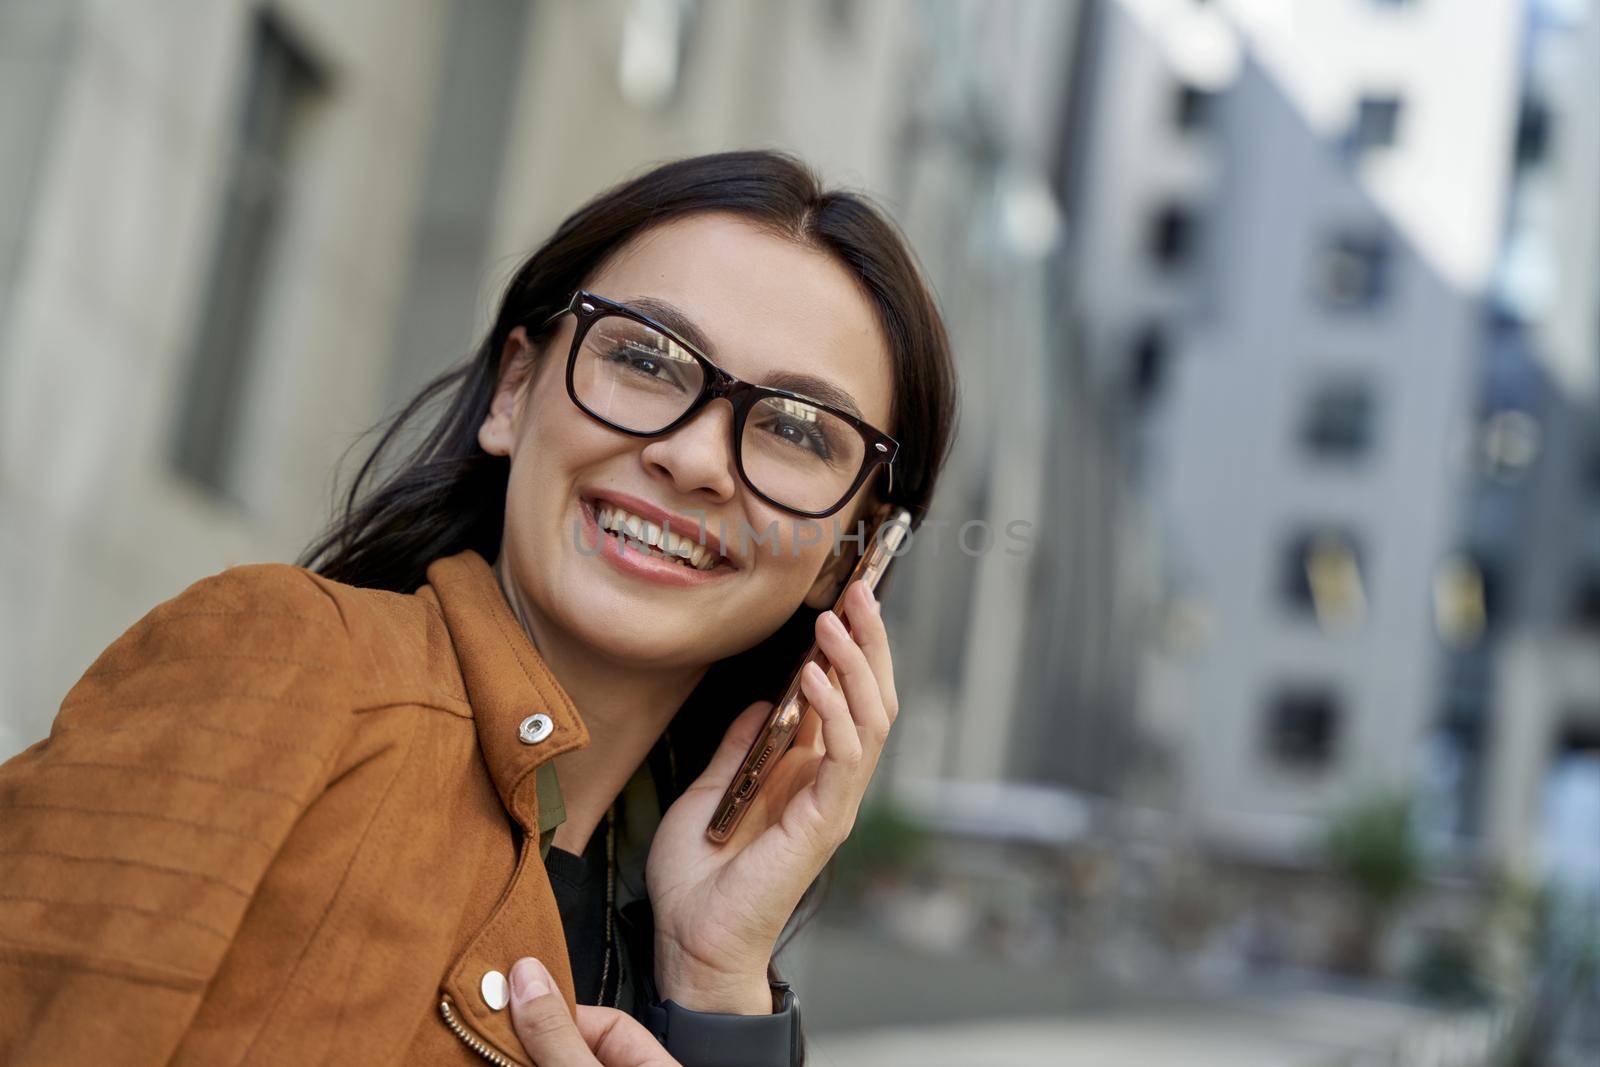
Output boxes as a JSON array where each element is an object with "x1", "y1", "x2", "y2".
[
  {"x1": 764, "y1": 417, "x2": 835, "y2": 460},
  {"x1": 606, "y1": 346, "x2": 656, "y2": 374},
  {"x1": 627, "y1": 353, "x2": 661, "y2": 376},
  {"x1": 606, "y1": 345, "x2": 684, "y2": 387}
]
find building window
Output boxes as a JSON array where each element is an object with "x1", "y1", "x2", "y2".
[
  {"x1": 1515, "y1": 99, "x2": 1552, "y2": 170},
  {"x1": 1280, "y1": 527, "x2": 1368, "y2": 630},
  {"x1": 1477, "y1": 408, "x2": 1543, "y2": 483},
  {"x1": 1433, "y1": 550, "x2": 1500, "y2": 646},
  {"x1": 1299, "y1": 380, "x2": 1377, "y2": 458},
  {"x1": 1128, "y1": 324, "x2": 1167, "y2": 407},
  {"x1": 618, "y1": 0, "x2": 698, "y2": 110},
  {"x1": 1264, "y1": 686, "x2": 1342, "y2": 771},
  {"x1": 1148, "y1": 203, "x2": 1198, "y2": 271},
  {"x1": 1349, "y1": 95, "x2": 1403, "y2": 152},
  {"x1": 1173, "y1": 83, "x2": 1213, "y2": 132},
  {"x1": 1313, "y1": 230, "x2": 1392, "y2": 309},
  {"x1": 1572, "y1": 571, "x2": 1600, "y2": 630},
  {"x1": 823, "y1": 0, "x2": 858, "y2": 35},
  {"x1": 169, "y1": 11, "x2": 326, "y2": 498}
]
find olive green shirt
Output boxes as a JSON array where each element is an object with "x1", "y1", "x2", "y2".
[
  {"x1": 535, "y1": 747, "x2": 803, "y2": 1067},
  {"x1": 534, "y1": 754, "x2": 665, "y2": 1014}
]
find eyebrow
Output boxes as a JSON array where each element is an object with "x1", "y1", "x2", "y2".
[{"x1": 628, "y1": 295, "x2": 866, "y2": 421}]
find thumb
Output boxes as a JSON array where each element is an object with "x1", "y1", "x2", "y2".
[
  {"x1": 574, "y1": 1006, "x2": 683, "y2": 1067},
  {"x1": 695, "y1": 701, "x2": 775, "y2": 789},
  {"x1": 508, "y1": 957, "x2": 682, "y2": 1067},
  {"x1": 508, "y1": 958, "x2": 597, "y2": 1066}
]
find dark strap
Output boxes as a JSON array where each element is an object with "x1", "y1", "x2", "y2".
[{"x1": 642, "y1": 982, "x2": 801, "y2": 1067}]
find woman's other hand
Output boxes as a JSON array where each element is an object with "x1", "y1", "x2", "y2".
[
  {"x1": 646, "y1": 577, "x2": 898, "y2": 1013},
  {"x1": 509, "y1": 958, "x2": 680, "y2": 1067}
]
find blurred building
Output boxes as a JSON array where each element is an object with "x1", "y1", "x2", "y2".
[
  {"x1": 0, "y1": 0, "x2": 1113, "y2": 828},
  {"x1": 1058, "y1": 0, "x2": 1528, "y2": 855},
  {"x1": 1471, "y1": 0, "x2": 1600, "y2": 886},
  {"x1": 0, "y1": 0, "x2": 458, "y2": 756}
]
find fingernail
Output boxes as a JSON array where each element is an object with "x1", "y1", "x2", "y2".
[
  {"x1": 824, "y1": 610, "x2": 846, "y2": 634},
  {"x1": 510, "y1": 957, "x2": 552, "y2": 1005}
]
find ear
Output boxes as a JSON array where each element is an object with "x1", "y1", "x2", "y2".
[{"x1": 479, "y1": 326, "x2": 537, "y2": 458}]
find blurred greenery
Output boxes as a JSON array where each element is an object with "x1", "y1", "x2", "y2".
[
  {"x1": 1321, "y1": 790, "x2": 1424, "y2": 975},
  {"x1": 1408, "y1": 929, "x2": 1493, "y2": 1006},
  {"x1": 828, "y1": 801, "x2": 929, "y2": 904},
  {"x1": 1323, "y1": 791, "x2": 1424, "y2": 910},
  {"x1": 1498, "y1": 879, "x2": 1600, "y2": 1066}
]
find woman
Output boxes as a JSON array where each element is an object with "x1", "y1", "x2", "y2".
[{"x1": 0, "y1": 150, "x2": 958, "y2": 1066}]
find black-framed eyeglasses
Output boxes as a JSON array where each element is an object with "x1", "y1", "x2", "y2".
[{"x1": 533, "y1": 290, "x2": 899, "y2": 519}]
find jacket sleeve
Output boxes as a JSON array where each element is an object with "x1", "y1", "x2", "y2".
[{"x1": 0, "y1": 563, "x2": 359, "y2": 1066}]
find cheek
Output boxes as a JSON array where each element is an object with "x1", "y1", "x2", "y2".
[
  {"x1": 511, "y1": 377, "x2": 602, "y2": 487},
  {"x1": 750, "y1": 527, "x2": 839, "y2": 598},
  {"x1": 498, "y1": 406, "x2": 602, "y2": 559}
]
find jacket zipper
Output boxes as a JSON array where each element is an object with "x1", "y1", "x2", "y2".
[{"x1": 439, "y1": 996, "x2": 521, "y2": 1067}]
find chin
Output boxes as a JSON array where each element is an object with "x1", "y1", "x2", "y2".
[{"x1": 576, "y1": 613, "x2": 717, "y2": 670}]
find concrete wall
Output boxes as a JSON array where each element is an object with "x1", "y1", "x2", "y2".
[{"x1": 0, "y1": 0, "x2": 449, "y2": 756}]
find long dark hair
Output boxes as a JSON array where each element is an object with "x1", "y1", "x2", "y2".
[{"x1": 298, "y1": 147, "x2": 958, "y2": 788}]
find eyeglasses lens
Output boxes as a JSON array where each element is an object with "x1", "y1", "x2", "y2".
[{"x1": 572, "y1": 315, "x2": 867, "y2": 514}]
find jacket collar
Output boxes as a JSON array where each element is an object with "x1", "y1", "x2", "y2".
[{"x1": 421, "y1": 548, "x2": 590, "y2": 828}]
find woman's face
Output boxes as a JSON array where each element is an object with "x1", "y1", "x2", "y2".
[{"x1": 479, "y1": 212, "x2": 895, "y2": 670}]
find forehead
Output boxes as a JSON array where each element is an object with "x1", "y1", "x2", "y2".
[{"x1": 583, "y1": 212, "x2": 895, "y2": 433}]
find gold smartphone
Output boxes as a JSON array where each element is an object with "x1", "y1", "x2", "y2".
[{"x1": 706, "y1": 505, "x2": 915, "y2": 843}]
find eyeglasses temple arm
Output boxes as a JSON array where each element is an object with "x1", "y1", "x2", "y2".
[{"x1": 535, "y1": 292, "x2": 582, "y2": 333}]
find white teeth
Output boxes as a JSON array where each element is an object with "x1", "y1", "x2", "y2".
[
  {"x1": 663, "y1": 528, "x2": 697, "y2": 560},
  {"x1": 590, "y1": 500, "x2": 722, "y2": 571}
]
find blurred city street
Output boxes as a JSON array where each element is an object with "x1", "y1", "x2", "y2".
[
  {"x1": 812, "y1": 996, "x2": 1491, "y2": 1067},
  {"x1": 2, "y1": 0, "x2": 1596, "y2": 1062},
  {"x1": 797, "y1": 928, "x2": 1506, "y2": 1066}
]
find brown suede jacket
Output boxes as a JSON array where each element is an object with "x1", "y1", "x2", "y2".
[{"x1": 0, "y1": 548, "x2": 602, "y2": 1065}]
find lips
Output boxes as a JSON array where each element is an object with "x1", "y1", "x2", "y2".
[
  {"x1": 579, "y1": 488, "x2": 737, "y2": 569},
  {"x1": 575, "y1": 496, "x2": 739, "y2": 588}
]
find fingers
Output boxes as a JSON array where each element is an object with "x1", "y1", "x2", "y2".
[
  {"x1": 792, "y1": 702, "x2": 825, "y2": 756},
  {"x1": 794, "y1": 582, "x2": 900, "y2": 833},
  {"x1": 509, "y1": 958, "x2": 682, "y2": 1066},
  {"x1": 800, "y1": 656, "x2": 870, "y2": 831},
  {"x1": 842, "y1": 579, "x2": 900, "y2": 724},
  {"x1": 814, "y1": 598, "x2": 891, "y2": 750},
  {"x1": 508, "y1": 958, "x2": 597, "y2": 1065},
  {"x1": 576, "y1": 1006, "x2": 683, "y2": 1067},
  {"x1": 801, "y1": 657, "x2": 863, "y2": 773}
]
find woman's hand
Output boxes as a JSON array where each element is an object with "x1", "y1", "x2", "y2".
[
  {"x1": 645, "y1": 578, "x2": 899, "y2": 1013},
  {"x1": 509, "y1": 957, "x2": 681, "y2": 1066}
]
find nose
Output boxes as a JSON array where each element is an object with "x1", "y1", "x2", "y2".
[{"x1": 638, "y1": 398, "x2": 740, "y2": 504}]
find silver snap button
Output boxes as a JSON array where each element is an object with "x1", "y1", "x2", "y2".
[
  {"x1": 481, "y1": 969, "x2": 509, "y2": 1011},
  {"x1": 518, "y1": 713, "x2": 554, "y2": 745}
]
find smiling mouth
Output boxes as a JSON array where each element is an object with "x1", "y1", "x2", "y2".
[{"x1": 582, "y1": 497, "x2": 734, "y2": 572}]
